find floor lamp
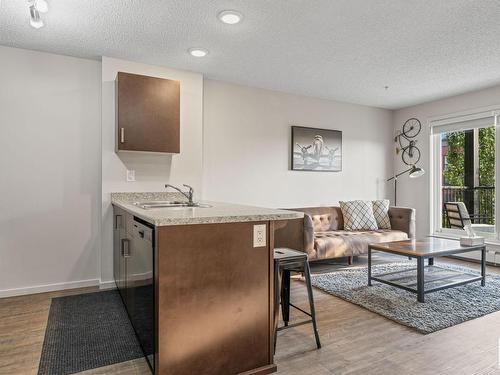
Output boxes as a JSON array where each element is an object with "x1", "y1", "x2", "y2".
[{"x1": 387, "y1": 165, "x2": 425, "y2": 206}]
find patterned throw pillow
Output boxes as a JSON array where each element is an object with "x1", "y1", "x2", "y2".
[
  {"x1": 372, "y1": 199, "x2": 392, "y2": 229},
  {"x1": 339, "y1": 200, "x2": 378, "y2": 231}
]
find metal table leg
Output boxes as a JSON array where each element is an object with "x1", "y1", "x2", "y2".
[
  {"x1": 368, "y1": 246, "x2": 372, "y2": 286},
  {"x1": 481, "y1": 246, "x2": 486, "y2": 287},
  {"x1": 417, "y1": 257, "x2": 425, "y2": 303}
]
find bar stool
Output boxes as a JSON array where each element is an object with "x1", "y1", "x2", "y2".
[{"x1": 273, "y1": 247, "x2": 321, "y2": 352}]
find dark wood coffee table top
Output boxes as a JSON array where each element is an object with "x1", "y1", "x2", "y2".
[{"x1": 369, "y1": 237, "x2": 485, "y2": 258}]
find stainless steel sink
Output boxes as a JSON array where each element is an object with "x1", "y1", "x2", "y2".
[
  {"x1": 134, "y1": 201, "x2": 212, "y2": 209},
  {"x1": 134, "y1": 201, "x2": 186, "y2": 208}
]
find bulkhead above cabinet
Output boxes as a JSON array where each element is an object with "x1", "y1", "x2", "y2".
[{"x1": 116, "y1": 71, "x2": 180, "y2": 153}]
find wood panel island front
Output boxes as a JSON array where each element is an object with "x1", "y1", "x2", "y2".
[{"x1": 111, "y1": 193, "x2": 304, "y2": 375}]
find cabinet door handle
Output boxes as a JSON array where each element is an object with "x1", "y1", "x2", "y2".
[
  {"x1": 121, "y1": 239, "x2": 131, "y2": 258},
  {"x1": 120, "y1": 128, "x2": 125, "y2": 143}
]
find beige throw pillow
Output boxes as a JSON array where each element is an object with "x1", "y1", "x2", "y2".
[
  {"x1": 372, "y1": 199, "x2": 392, "y2": 229},
  {"x1": 339, "y1": 200, "x2": 378, "y2": 231}
]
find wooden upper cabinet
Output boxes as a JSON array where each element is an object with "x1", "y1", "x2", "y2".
[{"x1": 116, "y1": 72, "x2": 180, "y2": 153}]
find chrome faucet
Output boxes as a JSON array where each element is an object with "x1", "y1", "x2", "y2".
[{"x1": 165, "y1": 184, "x2": 195, "y2": 205}]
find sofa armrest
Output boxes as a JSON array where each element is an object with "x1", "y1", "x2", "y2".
[
  {"x1": 388, "y1": 207, "x2": 416, "y2": 238},
  {"x1": 303, "y1": 214, "x2": 317, "y2": 258}
]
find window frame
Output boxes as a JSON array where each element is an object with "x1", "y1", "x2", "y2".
[{"x1": 429, "y1": 105, "x2": 500, "y2": 241}]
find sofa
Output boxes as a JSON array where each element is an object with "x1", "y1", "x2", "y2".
[{"x1": 288, "y1": 206, "x2": 415, "y2": 263}]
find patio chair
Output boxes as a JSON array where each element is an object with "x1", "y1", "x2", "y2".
[
  {"x1": 444, "y1": 202, "x2": 496, "y2": 235},
  {"x1": 443, "y1": 202, "x2": 472, "y2": 229}
]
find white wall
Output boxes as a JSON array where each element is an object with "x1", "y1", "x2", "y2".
[
  {"x1": 393, "y1": 84, "x2": 500, "y2": 238},
  {"x1": 0, "y1": 50, "x2": 394, "y2": 296},
  {"x1": 203, "y1": 80, "x2": 394, "y2": 207},
  {"x1": 0, "y1": 46, "x2": 101, "y2": 297},
  {"x1": 101, "y1": 57, "x2": 203, "y2": 284}
]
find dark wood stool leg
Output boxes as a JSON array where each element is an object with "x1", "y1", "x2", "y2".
[
  {"x1": 428, "y1": 257, "x2": 434, "y2": 266},
  {"x1": 304, "y1": 260, "x2": 321, "y2": 349},
  {"x1": 281, "y1": 270, "x2": 291, "y2": 326},
  {"x1": 273, "y1": 261, "x2": 281, "y2": 354},
  {"x1": 347, "y1": 256, "x2": 353, "y2": 265}
]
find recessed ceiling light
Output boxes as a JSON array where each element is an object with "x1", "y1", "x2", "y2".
[
  {"x1": 188, "y1": 48, "x2": 209, "y2": 57},
  {"x1": 218, "y1": 10, "x2": 242, "y2": 25}
]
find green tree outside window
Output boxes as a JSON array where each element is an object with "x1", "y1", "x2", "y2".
[{"x1": 442, "y1": 126, "x2": 495, "y2": 227}]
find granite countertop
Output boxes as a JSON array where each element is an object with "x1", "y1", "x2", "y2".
[{"x1": 111, "y1": 192, "x2": 304, "y2": 226}]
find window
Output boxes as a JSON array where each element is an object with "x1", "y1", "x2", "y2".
[{"x1": 431, "y1": 107, "x2": 499, "y2": 239}]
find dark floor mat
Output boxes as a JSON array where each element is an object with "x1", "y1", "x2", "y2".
[{"x1": 37, "y1": 290, "x2": 144, "y2": 375}]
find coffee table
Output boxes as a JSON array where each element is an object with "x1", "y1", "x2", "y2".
[{"x1": 368, "y1": 237, "x2": 486, "y2": 302}]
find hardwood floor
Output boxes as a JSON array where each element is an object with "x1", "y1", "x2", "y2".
[
  {"x1": 1, "y1": 255, "x2": 500, "y2": 375},
  {"x1": 0, "y1": 287, "x2": 99, "y2": 375}
]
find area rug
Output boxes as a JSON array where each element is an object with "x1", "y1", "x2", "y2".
[
  {"x1": 310, "y1": 262, "x2": 500, "y2": 334},
  {"x1": 38, "y1": 290, "x2": 144, "y2": 375}
]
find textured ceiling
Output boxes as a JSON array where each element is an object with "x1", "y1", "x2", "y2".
[{"x1": 1, "y1": 0, "x2": 500, "y2": 109}]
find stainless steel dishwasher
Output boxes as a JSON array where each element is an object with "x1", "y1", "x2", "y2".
[{"x1": 125, "y1": 217, "x2": 155, "y2": 372}]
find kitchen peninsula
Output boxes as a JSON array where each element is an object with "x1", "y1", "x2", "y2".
[{"x1": 111, "y1": 192, "x2": 304, "y2": 375}]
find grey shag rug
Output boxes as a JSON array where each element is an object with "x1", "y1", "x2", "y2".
[
  {"x1": 38, "y1": 290, "x2": 144, "y2": 375},
  {"x1": 311, "y1": 262, "x2": 500, "y2": 334}
]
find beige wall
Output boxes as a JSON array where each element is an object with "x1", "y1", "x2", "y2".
[
  {"x1": 101, "y1": 57, "x2": 203, "y2": 284},
  {"x1": 393, "y1": 84, "x2": 500, "y2": 238},
  {"x1": 0, "y1": 46, "x2": 101, "y2": 297},
  {"x1": 203, "y1": 80, "x2": 394, "y2": 208},
  {"x1": 0, "y1": 49, "x2": 405, "y2": 296}
]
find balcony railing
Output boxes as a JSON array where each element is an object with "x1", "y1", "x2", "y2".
[{"x1": 442, "y1": 186, "x2": 495, "y2": 227}]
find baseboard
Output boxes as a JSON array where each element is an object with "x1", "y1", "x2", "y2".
[
  {"x1": 99, "y1": 280, "x2": 117, "y2": 290},
  {"x1": 447, "y1": 254, "x2": 499, "y2": 267},
  {"x1": 0, "y1": 278, "x2": 101, "y2": 298}
]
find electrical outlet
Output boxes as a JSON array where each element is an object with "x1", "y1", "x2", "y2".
[
  {"x1": 253, "y1": 224, "x2": 266, "y2": 248},
  {"x1": 126, "y1": 170, "x2": 136, "y2": 182}
]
